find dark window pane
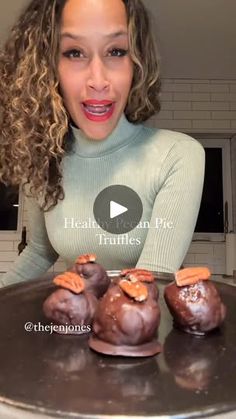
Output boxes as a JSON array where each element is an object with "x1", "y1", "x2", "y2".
[
  {"x1": 195, "y1": 148, "x2": 224, "y2": 233},
  {"x1": 0, "y1": 183, "x2": 19, "y2": 230}
]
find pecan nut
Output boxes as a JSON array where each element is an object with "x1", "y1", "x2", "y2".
[
  {"x1": 53, "y1": 271, "x2": 85, "y2": 294},
  {"x1": 121, "y1": 268, "x2": 154, "y2": 283},
  {"x1": 75, "y1": 253, "x2": 97, "y2": 264},
  {"x1": 119, "y1": 279, "x2": 148, "y2": 302},
  {"x1": 175, "y1": 267, "x2": 211, "y2": 287}
]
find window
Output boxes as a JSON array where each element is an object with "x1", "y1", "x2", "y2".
[
  {"x1": 193, "y1": 138, "x2": 233, "y2": 241},
  {"x1": 0, "y1": 183, "x2": 22, "y2": 232}
]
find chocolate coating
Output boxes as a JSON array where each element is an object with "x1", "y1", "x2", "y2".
[
  {"x1": 89, "y1": 282, "x2": 161, "y2": 356},
  {"x1": 43, "y1": 288, "x2": 98, "y2": 334},
  {"x1": 71, "y1": 262, "x2": 110, "y2": 298},
  {"x1": 164, "y1": 280, "x2": 226, "y2": 335}
]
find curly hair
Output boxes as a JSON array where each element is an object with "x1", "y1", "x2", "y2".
[{"x1": 0, "y1": 0, "x2": 161, "y2": 211}]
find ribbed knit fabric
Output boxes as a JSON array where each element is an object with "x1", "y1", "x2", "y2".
[{"x1": 1, "y1": 114, "x2": 205, "y2": 287}]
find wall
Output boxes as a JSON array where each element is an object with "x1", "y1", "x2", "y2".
[
  {"x1": 0, "y1": 78, "x2": 236, "y2": 276},
  {"x1": 148, "y1": 79, "x2": 236, "y2": 133},
  {"x1": 145, "y1": 78, "x2": 236, "y2": 275},
  {"x1": 0, "y1": 0, "x2": 28, "y2": 47},
  {"x1": 145, "y1": 0, "x2": 236, "y2": 80}
]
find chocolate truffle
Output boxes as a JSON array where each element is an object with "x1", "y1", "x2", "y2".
[
  {"x1": 89, "y1": 270, "x2": 162, "y2": 357},
  {"x1": 164, "y1": 267, "x2": 226, "y2": 335},
  {"x1": 43, "y1": 269, "x2": 98, "y2": 335},
  {"x1": 43, "y1": 288, "x2": 97, "y2": 335},
  {"x1": 71, "y1": 253, "x2": 110, "y2": 298},
  {"x1": 43, "y1": 253, "x2": 110, "y2": 334}
]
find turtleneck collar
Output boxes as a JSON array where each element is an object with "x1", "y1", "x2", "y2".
[{"x1": 70, "y1": 114, "x2": 142, "y2": 157}]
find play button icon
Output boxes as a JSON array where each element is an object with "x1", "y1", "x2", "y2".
[
  {"x1": 93, "y1": 185, "x2": 143, "y2": 234},
  {"x1": 110, "y1": 201, "x2": 128, "y2": 219}
]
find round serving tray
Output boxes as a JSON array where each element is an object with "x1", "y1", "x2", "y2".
[{"x1": 0, "y1": 272, "x2": 235, "y2": 419}]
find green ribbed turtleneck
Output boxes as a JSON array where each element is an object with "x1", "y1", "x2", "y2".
[
  {"x1": 1, "y1": 114, "x2": 205, "y2": 287},
  {"x1": 70, "y1": 114, "x2": 142, "y2": 157}
]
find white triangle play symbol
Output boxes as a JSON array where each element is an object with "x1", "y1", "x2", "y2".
[{"x1": 110, "y1": 201, "x2": 128, "y2": 219}]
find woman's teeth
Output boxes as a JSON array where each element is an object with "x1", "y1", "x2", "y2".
[{"x1": 83, "y1": 103, "x2": 113, "y2": 115}]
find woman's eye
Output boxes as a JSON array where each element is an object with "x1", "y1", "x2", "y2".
[
  {"x1": 62, "y1": 48, "x2": 128, "y2": 60},
  {"x1": 62, "y1": 49, "x2": 83, "y2": 59},
  {"x1": 108, "y1": 48, "x2": 128, "y2": 57}
]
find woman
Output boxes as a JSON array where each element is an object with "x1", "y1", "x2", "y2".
[{"x1": 0, "y1": 0, "x2": 205, "y2": 286}]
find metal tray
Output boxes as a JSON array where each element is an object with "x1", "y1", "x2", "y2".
[{"x1": 0, "y1": 273, "x2": 235, "y2": 418}]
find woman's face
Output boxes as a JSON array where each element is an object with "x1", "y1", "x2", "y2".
[{"x1": 58, "y1": 0, "x2": 134, "y2": 140}]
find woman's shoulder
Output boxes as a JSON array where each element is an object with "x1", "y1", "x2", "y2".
[
  {"x1": 139, "y1": 125, "x2": 205, "y2": 157},
  {"x1": 140, "y1": 123, "x2": 195, "y2": 143}
]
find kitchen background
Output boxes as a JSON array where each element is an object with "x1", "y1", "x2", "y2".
[{"x1": 0, "y1": 0, "x2": 235, "y2": 277}]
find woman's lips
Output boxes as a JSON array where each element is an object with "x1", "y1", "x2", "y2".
[{"x1": 81, "y1": 102, "x2": 115, "y2": 122}]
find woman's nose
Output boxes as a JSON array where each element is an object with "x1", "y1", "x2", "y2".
[{"x1": 86, "y1": 56, "x2": 110, "y2": 92}]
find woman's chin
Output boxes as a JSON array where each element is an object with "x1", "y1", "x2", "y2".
[
  {"x1": 79, "y1": 120, "x2": 118, "y2": 141},
  {"x1": 72, "y1": 106, "x2": 123, "y2": 140}
]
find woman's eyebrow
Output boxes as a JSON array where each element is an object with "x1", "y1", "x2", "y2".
[{"x1": 60, "y1": 31, "x2": 128, "y2": 40}]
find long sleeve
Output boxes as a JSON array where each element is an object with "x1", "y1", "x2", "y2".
[
  {"x1": 0, "y1": 117, "x2": 206, "y2": 282},
  {"x1": 136, "y1": 138, "x2": 205, "y2": 273},
  {"x1": 0, "y1": 195, "x2": 59, "y2": 287}
]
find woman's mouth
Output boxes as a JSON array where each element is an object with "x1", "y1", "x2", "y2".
[
  {"x1": 81, "y1": 102, "x2": 115, "y2": 122},
  {"x1": 82, "y1": 103, "x2": 112, "y2": 115}
]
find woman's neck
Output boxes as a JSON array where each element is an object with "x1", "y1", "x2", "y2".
[{"x1": 69, "y1": 114, "x2": 142, "y2": 157}]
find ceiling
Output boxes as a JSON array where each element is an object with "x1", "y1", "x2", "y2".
[{"x1": 0, "y1": 0, "x2": 235, "y2": 80}]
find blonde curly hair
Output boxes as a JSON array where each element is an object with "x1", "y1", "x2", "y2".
[{"x1": 0, "y1": 0, "x2": 161, "y2": 211}]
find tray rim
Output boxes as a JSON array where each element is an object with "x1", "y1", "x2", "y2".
[{"x1": 0, "y1": 273, "x2": 235, "y2": 418}]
